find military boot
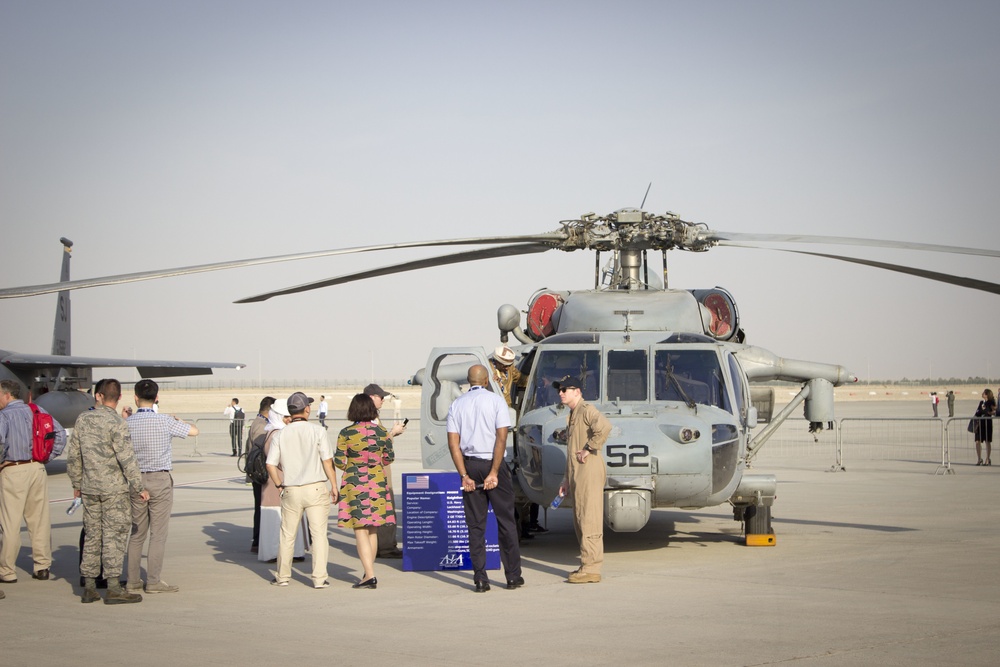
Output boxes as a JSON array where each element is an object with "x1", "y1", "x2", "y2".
[
  {"x1": 81, "y1": 577, "x2": 101, "y2": 604},
  {"x1": 105, "y1": 580, "x2": 142, "y2": 605}
]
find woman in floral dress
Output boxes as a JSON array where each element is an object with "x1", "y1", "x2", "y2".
[{"x1": 335, "y1": 394, "x2": 395, "y2": 589}]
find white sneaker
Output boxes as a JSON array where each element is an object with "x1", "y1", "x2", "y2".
[
  {"x1": 270, "y1": 579, "x2": 288, "y2": 587},
  {"x1": 314, "y1": 580, "x2": 330, "y2": 589}
]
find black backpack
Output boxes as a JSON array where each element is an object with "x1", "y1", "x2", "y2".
[{"x1": 246, "y1": 444, "x2": 269, "y2": 485}]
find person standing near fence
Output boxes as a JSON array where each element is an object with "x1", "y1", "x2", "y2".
[
  {"x1": 974, "y1": 388, "x2": 995, "y2": 466},
  {"x1": 318, "y1": 396, "x2": 328, "y2": 430},
  {"x1": 225, "y1": 398, "x2": 245, "y2": 457},
  {"x1": 947, "y1": 390, "x2": 955, "y2": 418}
]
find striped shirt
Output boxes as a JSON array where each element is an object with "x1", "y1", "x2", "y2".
[
  {"x1": 126, "y1": 408, "x2": 191, "y2": 472},
  {"x1": 0, "y1": 399, "x2": 67, "y2": 461}
]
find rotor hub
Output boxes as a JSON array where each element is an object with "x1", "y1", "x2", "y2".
[{"x1": 555, "y1": 209, "x2": 715, "y2": 253}]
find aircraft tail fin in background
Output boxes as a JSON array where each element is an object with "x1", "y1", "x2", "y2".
[{"x1": 51, "y1": 238, "x2": 73, "y2": 356}]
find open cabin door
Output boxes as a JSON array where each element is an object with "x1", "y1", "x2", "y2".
[{"x1": 416, "y1": 347, "x2": 510, "y2": 470}]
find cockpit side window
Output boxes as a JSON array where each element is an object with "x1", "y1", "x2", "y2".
[
  {"x1": 524, "y1": 349, "x2": 601, "y2": 411},
  {"x1": 727, "y1": 354, "x2": 747, "y2": 421},
  {"x1": 654, "y1": 349, "x2": 731, "y2": 411},
  {"x1": 606, "y1": 349, "x2": 647, "y2": 401}
]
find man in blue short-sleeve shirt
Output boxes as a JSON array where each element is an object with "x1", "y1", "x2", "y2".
[{"x1": 446, "y1": 364, "x2": 522, "y2": 593}]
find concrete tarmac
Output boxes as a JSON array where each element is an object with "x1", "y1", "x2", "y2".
[{"x1": 2, "y1": 418, "x2": 999, "y2": 666}]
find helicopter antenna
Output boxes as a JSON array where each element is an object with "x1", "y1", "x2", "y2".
[{"x1": 640, "y1": 182, "x2": 652, "y2": 209}]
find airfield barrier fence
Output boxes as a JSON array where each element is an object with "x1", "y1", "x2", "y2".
[
  {"x1": 747, "y1": 417, "x2": 840, "y2": 468},
  {"x1": 836, "y1": 418, "x2": 945, "y2": 472},
  {"x1": 189, "y1": 417, "x2": 420, "y2": 459},
  {"x1": 185, "y1": 415, "x2": 993, "y2": 475},
  {"x1": 745, "y1": 416, "x2": 999, "y2": 475}
]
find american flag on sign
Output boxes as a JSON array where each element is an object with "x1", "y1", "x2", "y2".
[{"x1": 406, "y1": 475, "x2": 430, "y2": 490}]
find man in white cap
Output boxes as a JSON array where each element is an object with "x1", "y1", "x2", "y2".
[
  {"x1": 488, "y1": 346, "x2": 543, "y2": 537},
  {"x1": 489, "y1": 345, "x2": 522, "y2": 408},
  {"x1": 265, "y1": 392, "x2": 338, "y2": 588}
]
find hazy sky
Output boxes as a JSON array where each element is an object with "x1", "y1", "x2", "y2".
[{"x1": 2, "y1": 1, "x2": 998, "y2": 384}]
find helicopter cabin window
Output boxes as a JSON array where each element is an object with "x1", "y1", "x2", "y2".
[
  {"x1": 654, "y1": 349, "x2": 732, "y2": 412},
  {"x1": 606, "y1": 350, "x2": 647, "y2": 401},
  {"x1": 525, "y1": 349, "x2": 601, "y2": 411}
]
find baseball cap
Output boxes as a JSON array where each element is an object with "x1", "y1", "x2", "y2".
[
  {"x1": 287, "y1": 392, "x2": 314, "y2": 412},
  {"x1": 363, "y1": 383, "x2": 391, "y2": 398},
  {"x1": 551, "y1": 375, "x2": 584, "y2": 391}
]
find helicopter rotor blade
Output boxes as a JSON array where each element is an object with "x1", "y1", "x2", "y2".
[
  {"x1": 708, "y1": 232, "x2": 1000, "y2": 258},
  {"x1": 722, "y1": 242, "x2": 1000, "y2": 295},
  {"x1": 0, "y1": 233, "x2": 566, "y2": 299},
  {"x1": 234, "y1": 243, "x2": 554, "y2": 303}
]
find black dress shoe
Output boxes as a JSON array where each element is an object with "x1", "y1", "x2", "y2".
[
  {"x1": 528, "y1": 523, "x2": 548, "y2": 533},
  {"x1": 377, "y1": 548, "x2": 403, "y2": 559},
  {"x1": 474, "y1": 580, "x2": 490, "y2": 593},
  {"x1": 32, "y1": 569, "x2": 50, "y2": 580},
  {"x1": 505, "y1": 576, "x2": 524, "y2": 590},
  {"x1": 352, "y1": 577, "x2": 377, "y2": 589}
]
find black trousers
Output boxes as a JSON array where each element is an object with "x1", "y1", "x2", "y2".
[
  {"x1": 462, "y1": 456, "x2": 521, "y2": 584},
  {"x1": 251, "y1": 481, "x2": 262, "y2": 547},
  {"x1": 230, "y1": 422, "x2": 243, "y2": 455}
]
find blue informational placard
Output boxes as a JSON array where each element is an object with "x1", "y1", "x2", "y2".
[{"x1": 402, "y1": 471, "x2": 499, "y2": 572}]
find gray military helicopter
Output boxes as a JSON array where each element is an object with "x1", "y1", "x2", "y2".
[{"x1": 4, "y1": 209, "x2": 999, "y2": 542}]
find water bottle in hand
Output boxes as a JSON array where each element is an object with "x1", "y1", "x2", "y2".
[
  {"x1": 550, "y1": 490, "x2": 565, "y2": 509},
  {"x1": 66, "y1": 497, "x2": 82, "y2": 515}
]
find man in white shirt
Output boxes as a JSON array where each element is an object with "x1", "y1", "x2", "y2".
[
  {"x1": 265, "y1": 392, "x2": 338, "y2": 588},
  {"x1": 317, "y1": 396, "x2": 328, "y2": 430}
]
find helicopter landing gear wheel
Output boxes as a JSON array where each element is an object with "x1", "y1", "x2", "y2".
[{"x1": 743, "y1": 504, "x2": 776, "y2": 547}]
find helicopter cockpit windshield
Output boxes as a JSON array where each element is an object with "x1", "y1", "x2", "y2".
[
  {"x1": 654, "y1": 349, "x2": 731, "y2": 411},
  {"x1": 523, "y1": 345, "x2": 733, "y2": 413}
]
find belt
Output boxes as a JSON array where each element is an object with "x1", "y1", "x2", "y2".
[
  {"x1": 7, "y1": 460, "x2": 34, "y2": 465},
  {"x1": 463, "y1": 455, "x2": 490, "y2": 462},
  {"x1": 142, "y1": 470, "x2": 171, "y2": 474}
]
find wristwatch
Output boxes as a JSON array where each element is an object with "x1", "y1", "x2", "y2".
[{"x1": 584, "y1": 445, "x2": 596, "y2": 454}]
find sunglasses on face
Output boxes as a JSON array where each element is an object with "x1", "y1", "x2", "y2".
[{"x1": 558, "y1": 387, "x2": 578, "y2": 393}]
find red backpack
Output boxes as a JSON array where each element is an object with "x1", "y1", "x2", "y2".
[{"x1": 28, "y1": 403, "x2": 56, "y2": 463}]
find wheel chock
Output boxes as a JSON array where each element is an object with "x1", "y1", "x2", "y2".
[{"x1": 745, "y1": 533, "x2": 776, "y2": 547}]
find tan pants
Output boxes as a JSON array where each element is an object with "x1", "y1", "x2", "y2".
[
  {"x1": 276, "y1": 482, "x2": 330, "y2": 586},
  {"x1": 128, "y1": 471, "x2": 174, "y2": 586},
  {"x1": 0, "y1": 462, "x2": 52, "y2": 578},
  {"x1": 568, "y1": 455, "x2": 605, "y2": 575}
]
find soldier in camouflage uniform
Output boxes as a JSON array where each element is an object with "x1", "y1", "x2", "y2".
[{"x1": 66, "y1": 379, "x2": 149, "y2": 604}]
